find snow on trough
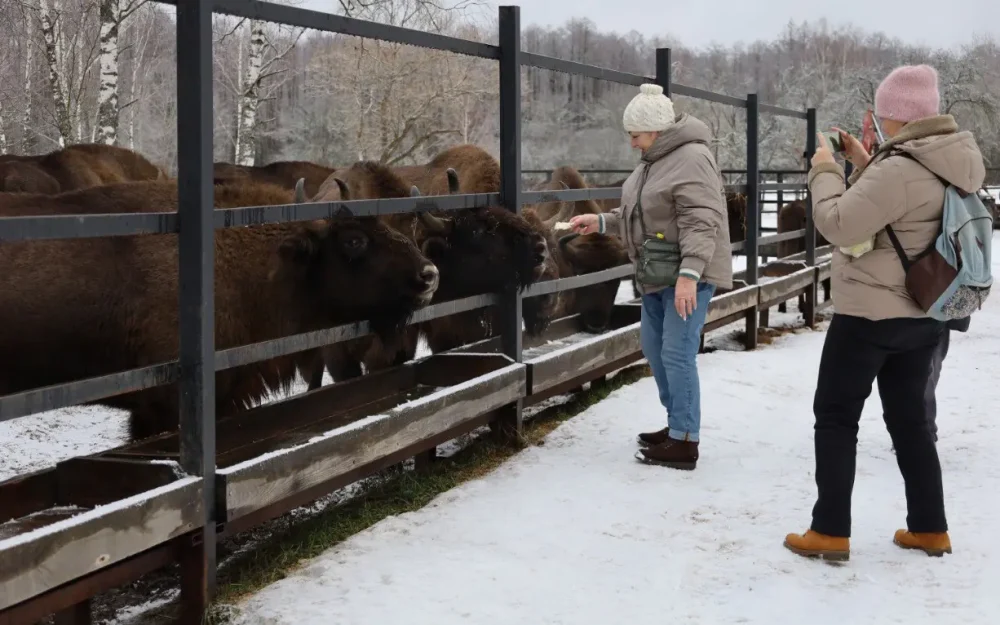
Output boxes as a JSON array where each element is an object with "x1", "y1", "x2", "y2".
[{"x1": 230, "y1": 238, "x2": 1000, "y2": 625}]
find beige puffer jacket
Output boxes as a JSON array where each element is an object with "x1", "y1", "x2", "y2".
[
  {"x1": 808, "y1": 114, "x2": 986, "y2": 320},
  {"x1": 602, "y1": 113, "x2": 733, "y2": 294}
]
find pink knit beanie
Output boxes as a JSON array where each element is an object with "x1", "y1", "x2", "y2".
[{"x1": 874, "y1": 64, "x2": 940, "y2": 122}]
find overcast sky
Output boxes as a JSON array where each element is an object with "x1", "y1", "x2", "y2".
[{"x1": 299, "y1": 0, "x2": 996, "y2": 51}]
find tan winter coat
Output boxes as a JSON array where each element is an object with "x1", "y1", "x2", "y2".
[
  {"x1": 809, "y1": 114, "x2": 986, "y2": 320},
  {"x1": 602, "y1": 113, "x2": 733, "y2": 294}
]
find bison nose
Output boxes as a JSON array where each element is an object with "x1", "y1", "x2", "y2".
[{"x1": 419, "y1": 264, "x2": 439, "y2": 296}]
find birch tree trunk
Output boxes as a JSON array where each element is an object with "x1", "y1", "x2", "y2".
[
  {"x1": 39, "y1": 0, "x2": 72, "y2": 146},
  {"x1": 22, "y1": 40, "x2": 35, "y2": 152},
  {"x1": 95, "y1": 0, "x2": 122, "y2": 145},
  {"x1": 235, "y1": 19, "x2": 265, "y2": 166},
  {"x1": 0, "y1": 99, "x2": 8, "y2": 154}
]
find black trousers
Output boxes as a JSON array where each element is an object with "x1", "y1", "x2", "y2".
[{"x1": 811, "y1": 313, "x2": 948, "y2": 538}]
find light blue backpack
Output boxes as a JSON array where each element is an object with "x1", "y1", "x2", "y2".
[{"x1": 884, "y1": 151, "x2": 993, "y2": 322}]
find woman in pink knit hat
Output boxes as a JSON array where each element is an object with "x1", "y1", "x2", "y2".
[{"x1": 783, "y1": 64, "x2": 987, "y2": 561}]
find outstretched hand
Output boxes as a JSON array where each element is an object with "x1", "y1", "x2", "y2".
[{"x1": 568, "y1": 213, "x2": 600, "y2": 235}]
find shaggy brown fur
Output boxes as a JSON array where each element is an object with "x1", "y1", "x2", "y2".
[
  {"x1": 521, "y1": 208, "x2": 629, "y2": 335},
  {"x1": 302, "y1": 146, "x2": 552, "y2": 385},
  {"x1": 0, "y1": 144, "x2": 166, "y2": 193},
  {"x1": 527, "y1": 166, "x2": 603, "y2": 223},
  {"x1": 212, "y1": 160, "x2": 337, "y2": 198},
  {"x1": 0, "y1": 179, "x2": 436, "y2": 441},
  {"x1": 775, "y1": 198, "x2": 830, "y2": 312}
]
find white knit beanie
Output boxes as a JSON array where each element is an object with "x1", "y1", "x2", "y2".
[{"x1": 622, "y1": 84, "x2": 676, "y2": 132}]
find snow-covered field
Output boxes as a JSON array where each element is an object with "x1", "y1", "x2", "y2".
[{"x1": 229, "y1": 237, "x2": 1000, "y2": 625}]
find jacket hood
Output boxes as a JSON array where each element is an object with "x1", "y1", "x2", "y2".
[
  {"x1": 641, "y1": 113, "x2": 713, "y2": 163},
  {"x1": 883, "y1": 115, "x2": 986, "y2": 193}
]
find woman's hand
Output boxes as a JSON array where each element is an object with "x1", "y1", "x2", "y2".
[
  {"x1": 568, "y1": 213, "x2": 600, "y2": 234},
  {"x1": 812, "y1": 132, "x2": 836, "y2": 168},
  {"x1": 675, "y1": 275, "x2": 697, "y2": 320},
  {"x1": 830, "y1": 126, "x2": 871, "y2": 168}
]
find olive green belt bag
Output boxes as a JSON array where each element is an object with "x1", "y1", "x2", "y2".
[{"x1": 636, "y1": 237, "x2": 681, "y2": 288}]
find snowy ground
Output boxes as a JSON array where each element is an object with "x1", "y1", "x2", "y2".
[{"x1": 230, "y1": 239, "x2": 1000, "y2": 625}]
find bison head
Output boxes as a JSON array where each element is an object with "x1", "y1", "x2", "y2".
[
  {"x1": 558, "y1": 232, "x2": 629, "y2": 332},
  {"x1": 277, "y1": 178, "x2": 439, "y2": 341},
  {"x1": 411, "y1": 176, "x2": 548, "y2": 301}
]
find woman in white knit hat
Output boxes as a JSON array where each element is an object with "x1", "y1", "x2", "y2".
[{"x1": 570, "y1": 83, "x2": 732, "y2": 470}]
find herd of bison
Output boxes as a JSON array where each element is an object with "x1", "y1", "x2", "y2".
[{"x1": 0, "y1": 143, "x2": 817, "y2": 442}]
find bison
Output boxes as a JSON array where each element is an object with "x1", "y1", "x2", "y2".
[
  {"x1": 299, "y1": 145, "x2": 553, "y2": 387},
  {"x1": 774, "y1": 198, "x2": 830, "y2": 313},
  {"x1": 0, "y1": 143, "x2": 167, "y2": 193},
  {"x1": 0, "y1": 178, "x2": 438, "y2": 441},
  {"x1": 528, "y1": 165, "x2": 603, "y2": 223},
  {"x1": 212, "y1": 160, "x2": 337, "y2": 199}
]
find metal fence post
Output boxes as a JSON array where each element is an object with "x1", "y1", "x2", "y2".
[
  {"x1": 655, "y1": 48, "x2": 671, "y2": 96},
  {"x1": 804, "y1": 107, "x2": 818, "y2": 327},
  {"x1": 496, "y1": 5, "x2": 523, "y2": 441},
  {"x1": 743, "y1": 93, "x2": 760, "y2": 350},
  {"x1": 176, "y1": 0, "x2": 216, "y2": 619}
]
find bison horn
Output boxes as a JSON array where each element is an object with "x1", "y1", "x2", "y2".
[
  {"x1": 294, "y1": 177, "x2": 306, "y2": 204},
  {"x1": 559, "y1": 181, "x2": 570, "y2": 190},
  {"x1": 558, "y1": 232, "x2": 580, "y2": 249},
  {"x1": 417, "y1": 210, "x2": 450, "y2": 233},
  {"x1": 335, "y1": 177, "x2": 350, "y2": 201},
  {"x1": 446, "y1": 168, "x2": 460, "y2": 194},
  {"x1": 410, "y1": 185, "x2": 422, "y2": 196}
]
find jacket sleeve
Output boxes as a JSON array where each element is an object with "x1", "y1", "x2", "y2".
[
  {"x1": 599, "y1": 206, "x2": 622, "y2": 235},
  {"x1": 808, "y1": 159, "x2": 907, "y2": 247},
  {"x1": 671, "y1": 152, "x2": 726, "y2": 281}
]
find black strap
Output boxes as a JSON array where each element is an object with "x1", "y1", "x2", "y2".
[
  {"x1": 882, "y1": 148, "x2": 950, "y2": 273},
  {"x1": 884, "y1": 224, "x2": 911, "y2": 272},
  {"x1": 628, "y1": 163, "x2": 654, "y2": 239}
]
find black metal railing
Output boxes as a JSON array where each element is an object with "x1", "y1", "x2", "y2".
[{"x1": 0, "y1": 1, "x2": 819, "y2": 617}]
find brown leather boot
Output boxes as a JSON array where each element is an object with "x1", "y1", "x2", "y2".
[
  {"x1": 634, "y1": 438, "x2": 698, "y2": 470},
  {"x1": 893, "y1": 530, "x2": 952, "y2": 557},
  {"x1": 636, "y1": 426, "x2": 670, "y2": 447},
  {"x1": 784, "y1": 530, "x2": 850, "y2": 561}
]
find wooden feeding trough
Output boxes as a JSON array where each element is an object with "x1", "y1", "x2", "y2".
[
  {"x1": 0, "y1": 353, "x2": 525, "y2": 610},
  {"x1": 0, "y1": 467, "x2": 202, "y2": 611}
]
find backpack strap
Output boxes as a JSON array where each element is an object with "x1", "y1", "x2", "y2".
[
  {"x1": 883, "y1": 223, "x2": 912, "y2": 271},
  {"x1": 881, "y1": 148, "x2": 953, "y2": 273}
]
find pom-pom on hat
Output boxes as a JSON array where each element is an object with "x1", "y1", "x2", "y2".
[
  {"x1": 874, "y1": 64, "x2": 941, "y2": 123},
  {"x1": 623, "y1": 83, "x2": 676, "y2": 133}
]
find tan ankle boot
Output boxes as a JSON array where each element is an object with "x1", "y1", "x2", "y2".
[
  {"x1": 893, "y1": 530, "x2": 952, "y2": 557},
  {"x1": 784, "y1": 530, "x2": 850, "y2": 561}
]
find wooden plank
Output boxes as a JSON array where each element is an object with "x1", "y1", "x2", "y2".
[
  {"x1": 0, "y1": 477, "x2": 202, "y2": 611},
  {"x1": 817, "y1": 261, "x2": 832, "y2": 283},
  {"x1": 55, "y1": 458, "x2": 181, "y2": 509},
  {"x1": 416, "y1": 353, "x2": 516, "y2": 387},
  {"x1": 0, "y1": 468, "x2": 58, "y2": 522},
  {"x1": 705, "y1": 284, "x2": 759, "y2": 325},
  {"x1": 220, "y1": 364, "x2": 527, "y2": 521},
  {"x1": 526, "y1": 323, "x2": 642, "y2": 395},
  {"x1": 758, "y1": 267, "x2": 816, "y2": 308}
]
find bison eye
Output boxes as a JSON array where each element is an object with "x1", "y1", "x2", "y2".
[{"x1": 338, "y1": 230, "x2": 369, "y2": 259}]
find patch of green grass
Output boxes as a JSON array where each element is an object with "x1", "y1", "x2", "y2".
[{"x1": 205, "y1": 364, "x2": 650, "y2": 622}]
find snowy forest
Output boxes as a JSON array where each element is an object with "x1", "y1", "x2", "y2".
[{"x1": 0, "y1": 0, "x2": 997, "y2": 180}]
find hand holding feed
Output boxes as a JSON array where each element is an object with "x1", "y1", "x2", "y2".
[{"x1": 568, "y1": 214, "x2": 600, "y2": 234}]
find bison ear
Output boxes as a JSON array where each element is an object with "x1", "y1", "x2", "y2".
[{"x1": 279, "y1": 223, "x2": 327, "y2": 266}]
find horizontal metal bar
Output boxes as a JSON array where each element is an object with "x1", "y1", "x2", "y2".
[
  {"x1": 522, "y1": 264, "x2": 635, "y2": 298},
  {"x1": 0, "y1": 363, "x2": 179, "y2": 424},
  {"x1": 758, "y1": 183, "x2": 808, "y2": 192},
  {"x1": 759, "y1": 103, "x2": 809, "y2": 119},
  {"x1": 0, "y1": 193, "x2": 500, "y2": 242},
  {"x1": 522, "y1": 188, "x2": 622, "y2": 204},
  {"x1": 212, "y1": 192, "x2": 500, "y2": 227},
  {"x1": 723, "y1": 169, "x2": 808, "y2": 175},
  {"x1": 0, "y1": 212, "x2": 179, "y2": 242},
  {"x1": 522, "y1": 53, "x2": 647, "y2": 86},
  {"x1": 214, "y1": 293, "x2": 499, "y2": 371},
  {"x1": 523, "y1": 169, "x2": 633, "y2": 175},
  {"x1": 671, "y1": 83, "x2": 747, "y2": 108},
  {"x1": 160, "y1": 0, "x2": 501, "y2": 59},
  {"x1": 724, "y1": 184, "x2": 748, "y2": 194},
  {"x1": 757, "y1": 229, "x2": 806, "y2": 246},
  {"x1": 731, "y1": 240, "x2": 746, "y2": 253}
]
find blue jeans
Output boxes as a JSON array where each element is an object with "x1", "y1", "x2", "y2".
[{"x1": 640, "y1": 282, "x2": 716, "y2": 442}]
